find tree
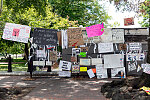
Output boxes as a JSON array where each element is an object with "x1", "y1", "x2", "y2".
[{"x1": 49, "y1": 0, "x2": 111, "y2": 27}]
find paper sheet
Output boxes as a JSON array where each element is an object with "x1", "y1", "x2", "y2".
[
  {"x1": 111, "y1": 67, "x2": 126, "y2": 78},
  {"x1": 112, "y1": 29, "x2": 124, "y2": 43},
  {"x1": 98, "y1": 43, "x2": 114, "y2": 53},
  {"x1": 87, "y1": 69, "x2": 95, "y2": 78},
  {"x1": 104, "y1": 54, "x2": 124, "y2": 68},
  {"x1": 91, "y1": 58, "x2": 102, "y2": 65},
  {"x1": 59, "y1": 60, "x2": 72, "y2": 71},
  {"x1": 80, "y1": 59, "x2": 91, "y2": 66},
  {"x1": 59, "y1": 71, "x2": 71, "y2": 77},
  {"x1": 96, "y1": 64, "x2": 108, "y2": 79}
]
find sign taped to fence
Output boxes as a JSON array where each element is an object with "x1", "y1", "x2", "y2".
[
  {"x1": 80, "y1": 59, "x2": 91, "y2": 66},
  {"x1": 98, "y1": 43, "x2": 114, "y2": 53},
  {"x1": 72, "y1": 48, "x2": 81, "y2": 56},
  {"x1": 80, "y1": 67, "x2": 87, "y2": 72},
  {"x1": 72, "y1": 65, "x2": 80, "y2": 73},
  {"x1": 37, "y1": 50, "x2": 46, "y2": 58},
  {"x1": 124, "y1": 17, "x2": 134, "y2": 26},
  {"x1": 111, "y1": 67, "x2": 126, "y2": 78},
  {"x1": 91, "y1": 58, "x2": 102, "y2": 65},
  {"x1": 33, "y1": 28, "x2": 58, "y2": 45},
  {"x1": 96, "y1": 64, "x2": 108, "y2": 79},
  {"x1": 104, "y1": 54, "x2": 124, "y2": 68},
  {"x1": 112, "y1": 29, "x2": 124, "y2": 43},
  {"x1": 129, "y1": 43, "x2": 142, "y2": 51},
  {"x1": 126, "y1": 53, "x2": 145, "y2": 61},
  {"x1": 100, "y1": 28, "x2": 112, "y2": 42},
  {"x1": 87, "y1": 69, "x2": 95, "y2": 78},
  {"x1": 2, "y1": 23, "x2": 31, "y2": 43},
  {"x1": 59, "y1": 60, "x2": 72, "y2": 71},
  {"x1": 33, "y1": 61, "x2": 45, "y2": 66},
  {"x1": 67, "y1": 28, "x2": 84, "y2": 47},
  {"x1": 59, "y1": 71, "x2": 71, "y2": 77},
  {"x1": 49, "y1": 51, "x2": 57, "y2": 61},
  {"x1": 86, "y1": 23, "x2": 104, "y2": 37}
]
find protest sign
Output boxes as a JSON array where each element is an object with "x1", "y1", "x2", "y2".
[
  {"x1": 96, "y1": 64, "x2": 108, "y2": 79},
  {"x1": 98, "y1": 43, "x2": 114, "y2": 53},
  {"x1": 104, "y1": 54, "x2": 124, "y2": 68},
  {"x1": 72, "y1": 65, "x2": 80, "y2": 73},
  {"x1": 59, "y1": 60, "x2": 72, "y2": 71},
  {"x1": 86, "y1": 23, "x2": 104, "y2": 37},
  {"x1": 112, "y1": 29, "x2": 124, "y2": 43},
  {"x1": 111, "y1": 67, "x2": 126, "y2": 78},
  {"x1": 87, "y1": 69, "x2": 95, "y2": 78},
  {"x1": 59, "y1": 71, "x2": 71, "y2": 77},
  {"x1": 91, "y1": 58, "x2": 102, "y2": 65},
  {"x1": 2, "y1": 23, "x2": 31, "y2": 43},
  {"x1": 124, "y1": 17, "x2": 134, "y2": 26},
  {"x1": 80, "y1": 59, "x2": 91, "y2": 66},
  {"x1": 80, "y1": 67, "x2": 87, "y2": 72},
  {"x1": 33, "y1": 28, "x2": 58, "y2": 45},
  {"x1": 67, "y1": 28, "x2": 84, "y2": 47}
]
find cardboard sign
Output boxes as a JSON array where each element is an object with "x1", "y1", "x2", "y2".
[
  {"x1": 33, "y1": 28, "x2": 58, "y2": 45},
  {"x1": 59, "y1": 60, "x2": 72, "y2": 71},
  {"x1": 52, "y1": 62, "x2": 59, "y2": 70},
  {"x1": 98, "y1": 43, "x2": 114, "y2": 53},
  {"x1": 2, "y1": 23, "x2": 31, "y2": 43},
  {"x1": 96, "y1": 64, "x2": 108, "y2": 79},
  {"x1": 72, "y1": 65, "x2": 80, "y2": 73},
  {"x1": 80, "y1": 59, "x2": 91, "y2": 66},
  {"x1": 112, "y1": 29, "x2": 124, "y2": 43},
  {"x1": 111, "y1": 67, "x2": 126, "y2": 78},
  {"x1": 104, "y1": 54, "x2": 124, "y2": 68},
  {"x1": 49, "y1": 51, "x2": 57, "y2": 61},
  {"x1": 70, "y1": 56, "x2": 77, "y2": 62},
  {"x1": 57, "y1": 31, "x2": 62, "y2": 46},
  {"x1": 119, "y1": 44, "x2": 127, "y2": 50},
  {"x1": 59, "y1": 71, "x2": 71, "y2": 77},
  {"x1": 80, "y1": 67, "x2": 87, "y2": 72},
  {"x1": 129, "y1": 43, "x2": 142, "y2": 51},
  {"x1": 91, "y1": 58, "x2": 102, "y2": 65},
  {"x1": 67, "y1": 28, "x2": 84, "y2": 47},
  {"x1": 124, "y1": 17, "x2": 134, "y2": 26},
  {"x1": 87, "y1": 69, "x2": 95, "y2": 78},
  {"x1": 86, "y1": 23, "x2": 104, "y2": 37}
]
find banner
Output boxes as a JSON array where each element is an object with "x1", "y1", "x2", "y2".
[
  {"x1": 33, "y1": 28, "x2": 58, "y2": 45},
  {"x1": 67, "y1": 28, "x2": 84, "y2": 47},
  {"x1": 2, "y1": 23, "x2": 31, "y2": 43}
]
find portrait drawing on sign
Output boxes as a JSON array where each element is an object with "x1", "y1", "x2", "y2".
[{"x1": 12, "y1": 29, "x2": 20, "y2": 37}]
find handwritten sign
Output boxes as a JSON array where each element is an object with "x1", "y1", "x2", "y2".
[
  {"x1": 33, "y1": 61, "x2": 45, "y2": 66},
  {"x1": 87, "y1": 69, "x2": 95, "y2": 78},
  {"x1": 98, "y1": 43, "x2": 114, "y2": 53},
  {"x1": 80, "y1": 59, "x2": 91, "y2": 66},
  {"x1": 104, "y1": 54, "x2": 124, "y2": 68},
  {"x1": 72, "y1": 48, "x2": 81, "y2": 56},
  {"x1": 2, "y1": 23, "x2": 31, "y2": 43},
  {"x1": 67, "y1": 28, "x2": 84, "y2": 47},
  {"x1": 129, "y1": 43, "x2": 142, "y2": 51},
  {"x1": 124, "y1": 17, "x2": 134, "y2": 26},
  {"x1": 72, "y1": 65, "x2": 80, "y2": 73},
  {"x1": 112, "y1": 29, "x2": 124, "y2": 43},
  {"x1": 86, "y1": 23, "x2": 104, "y2": 37},
  {"x1": 49, "y1": 51, "x2": 57, "y2": 61},
  {"x1": 96, "y1": 64, "x2": 107, "y2": 79},
  {"x1": 37, "y1": 50, "x2": 46, "y2": 58},
  {"x1": 79, "y1": 52, "x2": 86, "y2": 57},
  {"x1": 91, "y1": 58, "x2": 102, "y2": 65},
  {"x1": 59, "y1": 60, "x2": 72, "y2": 71},
  {"x1": 33, "y1": 28, "x2": 58, "y2": 45},
  {"x1": 111, "y1": 67, "x2": 126, "y2": 78},
  {"x1": 100, "y1": 28, "x2": 112, "y2": 43}
]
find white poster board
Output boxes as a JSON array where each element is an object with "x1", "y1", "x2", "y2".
[
  {"x1": 104, "y1": 54, "x2": 124, "y2": 68},
  {"x1": 37, "y1": 50, "x2": 46, "y2": 58},
  {"x1": 96, "y1": 64, "x2": 108, "y2": 79},
  {"x1": 91, "y1": 58, "x2": 102, "y2": 65},
  {"x1": 112, "y1": 29, "x2": 124, "y2": 43},
  {"x1": 59, "y1": 71, "x2": 71, "y2": 77},
  {"x1": 111, "y1": 67, "x2": 126, "y2": 78},
  {"x1": 59, "y1": 60, "x2": 72, "y2": 71},
  {"x1": 129, "y1": 43, "x2": 142, "y2": 51},
  {"x1": 80, "y1": 59, "x2": 91, "y2": 66},
  {"x1": 33, "y1": 61, "x2": 45, "y2": 66},
  {"x1": 2, "y1": 23, "x2": 31, "y2": 43},
  {"x1": 98, "y1": 43, "x2": 114, "y2": 53},
  {"x1": 72, "y1": 48, "x2": 81, "y2": 56},
  {"x1": 87, "y1": 69, "x2": 95, "y2": 78},
  {"x1": 100, "y1": 28, "x2": 112, "y2": 42},
  {"x1": 126, "y1": 53, "x2": 145, "y2": 61}
]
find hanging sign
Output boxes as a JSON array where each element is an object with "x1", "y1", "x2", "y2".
[
  {"x1": 59, "y1": 60, "x2": 72, "y2": 71},
  {"x1": 98, "y1": 43, "x2": 114, "y2": 53},
  {"x1": 91, "y1": 58, "x2": 102, "y2": 65},
  {"x1": 124, "y1": 17, "x2": 134, "y2": 26},
  {"x1": 80, "y1": 59, "x2": 91, "y2": 66},
  {"x1": 129, "y1": 43, "x2": 142, "y2": 51},
  {"x1": 86, "y1": 23, "x2": 104, "y2": 37},
  {"x1": 2, "y1": 23, "x2": 31, "y2": 43},
  {"x1": 96, "y1": 64, "x2": 108, "y2": 79},
  {"x1": 59, "y1": 71, "x2": 71, "y2": 77},
  {"x1": 33, "y1": 28, "x2": 58, "y2": 45},
  {"x1": 111, "y1": 67, "x2": 126, "y2": 78},
  {"x1": 67, "y1": 28, "x2": 84, "y2": 47},
  {"x1": 80, "y1": 67, "x2": 87, "y2": 72},
  {"x1": 87, "y1": 69, "x2": 95, "y2": 78},
  {"x1": 112, "y1": 29, "x2": 124, "y2": 43},
  {"x1": 72, "y1": 65, "x2": 80, "y2": 73}
]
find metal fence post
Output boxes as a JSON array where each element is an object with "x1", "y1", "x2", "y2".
[{"x1": 8, "y1": 55, "x2": 12, "y2": 72}]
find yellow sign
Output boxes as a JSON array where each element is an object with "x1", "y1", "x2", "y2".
[{"x1": 80, "y1": 67, "x2": 87, "y2": 72}]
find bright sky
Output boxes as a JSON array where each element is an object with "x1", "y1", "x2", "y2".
[{"x1": 99, "y1": 0, "x2": 143, "y2": 28}]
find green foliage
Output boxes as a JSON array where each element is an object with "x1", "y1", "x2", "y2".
[{"x1": 49, "y1": 0, "x2": 111, "y2": 27}]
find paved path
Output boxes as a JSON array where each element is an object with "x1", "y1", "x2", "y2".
[{"x1": 0, "y1": 76, "x2": 111, "y2": 100}]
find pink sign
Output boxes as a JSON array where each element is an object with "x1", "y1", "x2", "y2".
[
  {"x1": 12, "y1": 29, "x2": 20, "y2": 37},
  {"x1": 86, "y1": 23, "x2": 104, "y2": 37}
]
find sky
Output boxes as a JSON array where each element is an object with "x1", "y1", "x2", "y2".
[{"x1": 99, "y1": 0, "x2": 143, "y2": 28}]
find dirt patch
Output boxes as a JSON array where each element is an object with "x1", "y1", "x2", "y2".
[{"x1": 0, "y1": 87, "x2": 34, "y2": 100}]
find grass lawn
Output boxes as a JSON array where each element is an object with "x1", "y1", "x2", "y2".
[{"x1": 0, "y1": 58, "x2": 28, "y2": 71}]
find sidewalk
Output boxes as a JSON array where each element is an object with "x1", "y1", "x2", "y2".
[{"x1": 0, "y1": 75, "x2": 111, "y2": 100}]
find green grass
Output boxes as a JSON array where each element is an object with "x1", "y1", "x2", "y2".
[{"x1": 0, "y1": 58, "x2": 28, "y2": 71}]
